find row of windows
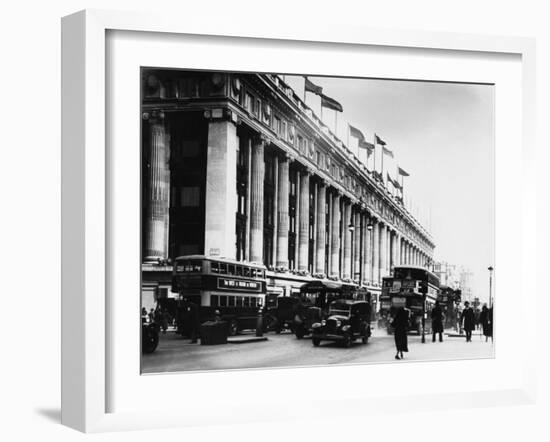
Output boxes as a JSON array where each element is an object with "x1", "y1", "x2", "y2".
[
  {"x1": 211, "y1": 261, "x2": 266, "y2": 278},
  {"x1": 211, "y1": 294, "x2": 262, "y2": 308}
]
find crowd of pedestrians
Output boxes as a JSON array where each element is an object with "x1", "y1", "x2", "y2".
[{"x1": 391, "y1": 300, "x2": 494, "y2": 360}]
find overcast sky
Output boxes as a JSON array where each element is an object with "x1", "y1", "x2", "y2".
[{"x1": 284, "y1": 75, "x2": 495, "y2": 302}]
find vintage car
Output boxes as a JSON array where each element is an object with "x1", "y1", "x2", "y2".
[
  {"x1": 268, "y1": 296, "x2": 301, "y2": 333},
  {"x1": 311, "y1": 300, "x2": 371, "y2": 348},
  {"x1": 264, "y1": 295, "x2": 322, "y2": 338},
  {"x1": 293, "y1": 304, "x2": 322, "y2": 339}
]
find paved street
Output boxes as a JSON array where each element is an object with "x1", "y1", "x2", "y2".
[{"x1": 142, "y1": 327, "x2": 494, "y2": 374}]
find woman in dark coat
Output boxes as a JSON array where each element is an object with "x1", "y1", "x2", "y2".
[
  {"x1": 431, "y1": 301, "x2": 444, "y2": 342},
  {"x1": 392, "y1": 307, "x2": 409, "y2": 360},
  {"x1": 479, "y1": 305, "x2": 493, "y2": 342}
]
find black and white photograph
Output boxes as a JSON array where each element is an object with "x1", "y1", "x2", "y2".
[{"x1": 140, "y1": 69, "x2": 495, "y2": 373}]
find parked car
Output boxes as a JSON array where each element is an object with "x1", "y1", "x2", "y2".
[{"x1": 311, "y1": 300, "x2": 371, "y2": 348}]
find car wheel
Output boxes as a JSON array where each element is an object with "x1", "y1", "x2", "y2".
[
  {"x1": 295, "y1": 326, "x2": 305, "y2": 339},
  {"x1": 343, "y1": 333, "x2": 352, "y2": 348},
  {"x1": 142, "y1": 329, "x2": 159, "y2": 354},
  {"x1": 312, "y1": 338, "x2": 321, "y2": 347},
  {"x1": 362, "y1": 335, "x2": 369, "y2": 344},
  {"x1": 229, "y1": 319, "x2": 238, "y2": 336}
]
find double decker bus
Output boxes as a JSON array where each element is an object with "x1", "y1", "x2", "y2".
[
  {"x1": 380, "y1": 266, "x2": 440, "y2": 334},
  {"x1": 171, "y1": 255, "x2": 267, "y2": 336}
]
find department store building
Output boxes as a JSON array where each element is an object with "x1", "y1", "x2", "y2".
[{"x1": 141, "y1": 69, "x2": 435, "y2": 311}]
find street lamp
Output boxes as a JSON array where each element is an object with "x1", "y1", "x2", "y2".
[{"x1": 488, "y1": 266, "x2": 494, "y2": 308}]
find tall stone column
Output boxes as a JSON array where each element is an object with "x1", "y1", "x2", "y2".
[
  {"x1": 315, "y1": 182, "x2": 326, "y2": 274},
  {"x1": 343, "y1": 200, "x2": 352, "y2": 279},
  {"x1": 353, "y1": 209, "x2": 361, "y2": 281},
  {"x1": 372, "y1": 219, "x2": 380, "y2": 284},
  {"x1": 393, "y1": 231, "x2": 401, "y2": 266},
  {"x1": 271, "y1": 156, "x2": 279, "y2": 266},
  {"x1": 327, "y1": 191, "x2": 333, "y2": 273},
  {"x1": 388, "y1": 230, "x2": 393, "y2": 273},
  {"x1": 330, "y1": 192, "x2": 341, "y2": 277},
  {"x1": 387, "y1": 226, "x2": 395, "y2": 275},
  {"x1": 144, "y1": 115, "x2": 171, "y2": 262},
  {"x1": 364, "y1": 214, "x2": 372, "y2": 284},
  {"x1": 276, "y1": 154, "x2": 289, "y2": 268},
  {"x1": 249, "y1": 135, "x2": 265, "y2": 263},
  {"x1": 298, "y1": 170, "x2": 310, "y2": 271},
  {"x1": 244, "y1": 139, "x2": 252, "y2": 261},
  {"x1": 204, "y1": 118, "x2": 239, "y2": 259},
  {"x1": 379, "y1": 223, "x2": 387, "y2": 278},
  {"x1": 395, "y1": 233, "x2": 401, "y2": 266}
]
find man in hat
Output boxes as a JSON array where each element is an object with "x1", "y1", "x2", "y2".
[{"x1": 460, "y1": 301, "x2": 476, "y2": 342}]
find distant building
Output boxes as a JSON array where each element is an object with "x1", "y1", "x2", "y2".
[
  {"x1": 433, "y1": 261, "x2": 460, "y2": 289},
  {"x1": 459, "y1": 269, "x2": 474, "y2": 303}
]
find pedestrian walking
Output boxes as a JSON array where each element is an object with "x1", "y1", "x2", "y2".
[
  {"x1": 392, "y1": 307, "x2": 409, "y2": 360},
  {"x1": 431, "y1": 301, "x2": 444, "y2": 342},
  {"x1": 177, "y1": 295, "x2": 201, "y2": 343},
  {"x1": 478, "y1": 304, "x2": 493, "y2": 342},
  {"x1": 161, "y1": 308, "x2": 169, "y2": 334},
  {"x1": 460, "y1": 301, "x2": 476, "y2": 342}
]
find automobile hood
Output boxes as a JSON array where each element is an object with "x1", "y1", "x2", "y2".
[{"x1": 327, "y1": 315, "x2": 349, "y2": 322}]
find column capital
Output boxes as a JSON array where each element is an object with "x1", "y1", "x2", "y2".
[
  {"x1": 142, "y1": 110, "x2": 166, "y2": 123},
  {"x1": 251, "y1": 132, "x2": 271, "y2": 147},
  {"x1": 203, "y1": 107, "x2": 239, "y2": 125},
  {"x1": 314, "y1": 176, "x2": 326, "y2": 187}
]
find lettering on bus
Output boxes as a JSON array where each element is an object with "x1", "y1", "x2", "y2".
[{"x1": 217, "y1": 277, "x2": 261, "y2": 292}]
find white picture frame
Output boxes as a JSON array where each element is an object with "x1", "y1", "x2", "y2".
[{"x1": 61, "y1": 9, "x2": 537, "y2": 433}]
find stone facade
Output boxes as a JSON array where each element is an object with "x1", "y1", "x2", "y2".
[{"x1": 140, "y1": 70, "x2": 436, "y2": 308}]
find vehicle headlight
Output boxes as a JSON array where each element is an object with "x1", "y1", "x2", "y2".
[
  {"x1": 321, "y1": 320, "x2": 326, "y2": 326},
  {"x1": 336, "y1": 320, "x2": 341, "y2": 327},
  {"x1": 342, "y1": 325, "x2": 351, "y2": 331}
]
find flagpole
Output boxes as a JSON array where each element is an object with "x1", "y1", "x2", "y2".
[
  {"x1": 372, "y1": 134, "x2": 376, "y2": 177},
  {"x1": 347, "y1": 124, "x2": 350, "y2": 148},
  {"x1": 334, "y1": 110, "x2": 338, "y2": 135},
  {"x1": 381, "y1": 142, "x2": 385, "y2": 185}
]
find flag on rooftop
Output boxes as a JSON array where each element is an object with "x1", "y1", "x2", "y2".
[
  {"x1": 375, "y1": 134, "x2": 386, "y2": 146},
  {"x1": 304, "y1": 77, "x2": 323, "y2": 95},
  {"x1": 359, "y1": 139, "x2": 374, "y2": 156},
  {"x1": 398, "y1": 166, "x2": 410, "y2": 177},
  {"x1": 348, "y1": 124, "x2": 365, "y2": 142},
  {"x1": 320, "y1": 94, "x2": 343, "y2": 112},
  {"x1": 382, "y1": 145, "x2": 394, "y2": 158}
]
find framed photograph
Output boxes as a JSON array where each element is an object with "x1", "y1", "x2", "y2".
[{"x1": 61, "y1": 9, "x2": 536, "y2": 433}]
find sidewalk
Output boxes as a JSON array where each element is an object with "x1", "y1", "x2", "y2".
[{"x1": 445, "y1": 328, "x2": 491, "y2": 339}]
